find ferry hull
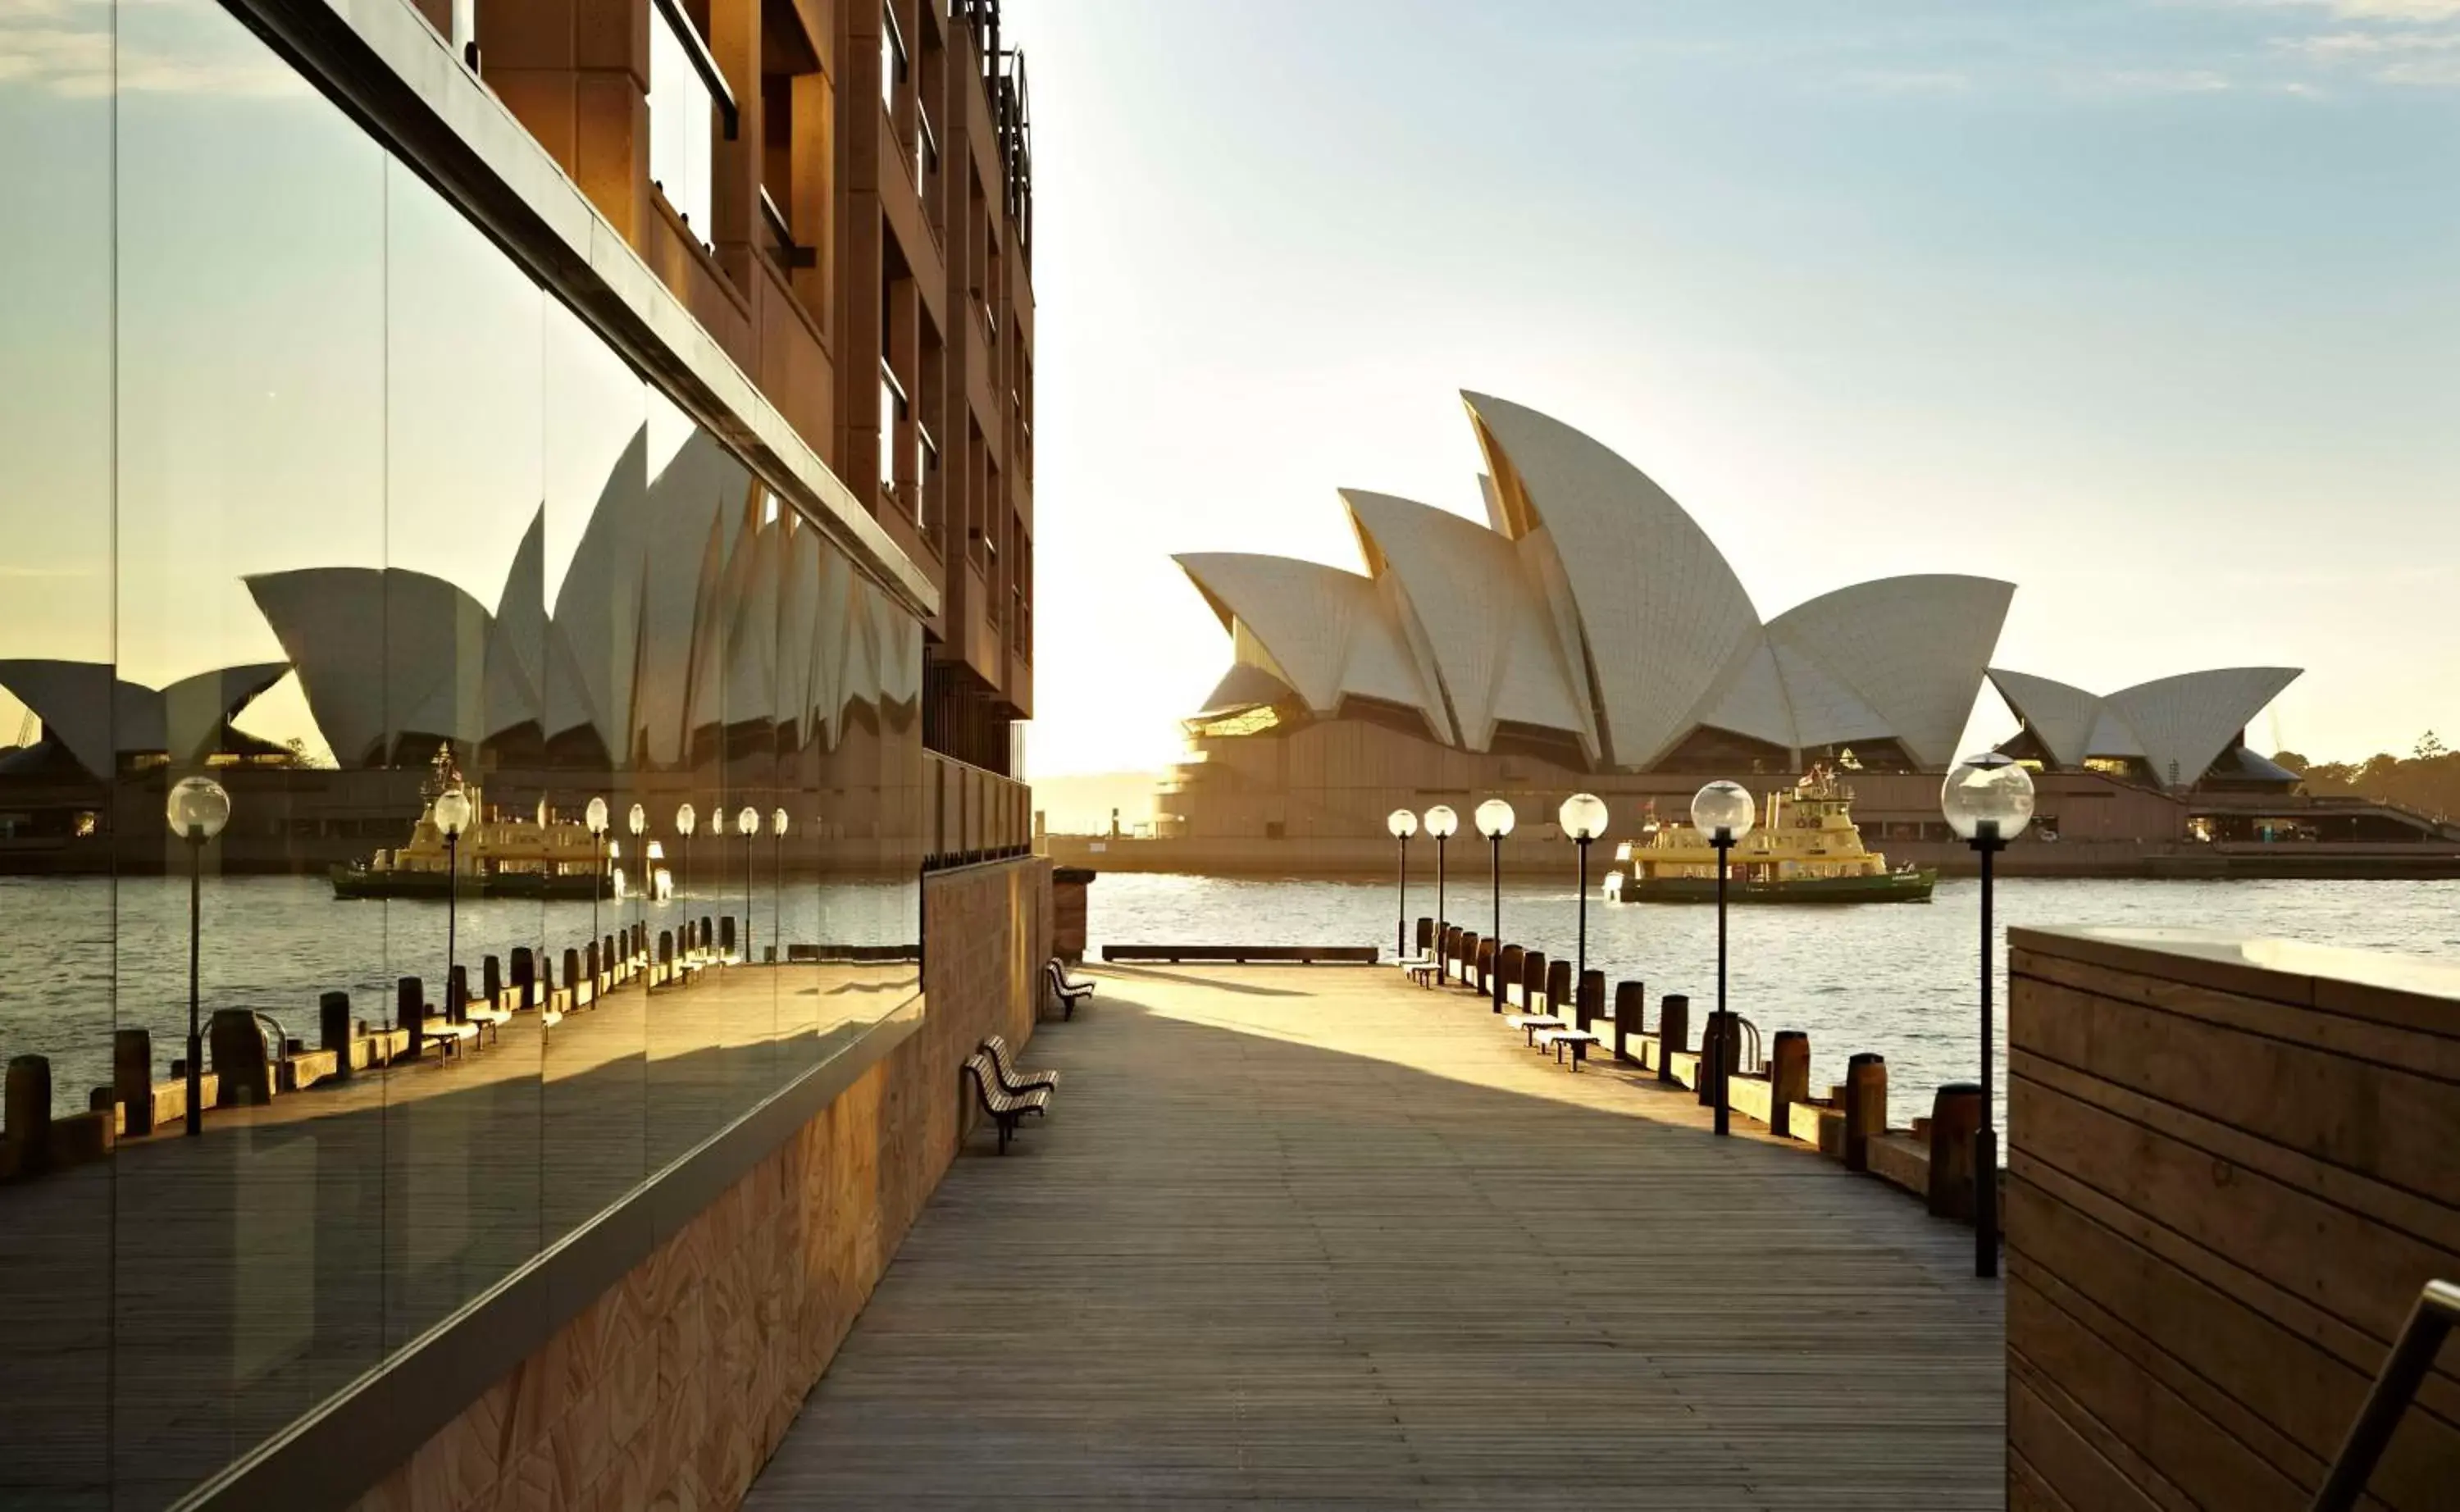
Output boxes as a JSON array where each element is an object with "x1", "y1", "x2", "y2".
[
  {"x1": 1610, "y1": 869, "x2": 1935, "y2": 904},
  {"x1": 330, "y1": 866, "x2": 610, "y2": 901}
]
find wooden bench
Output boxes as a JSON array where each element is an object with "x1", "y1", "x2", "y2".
[
  {"x1": 981, "y1": 1034, "x2": 1057, "y2": 1096},
  {"x1": 1533, "y1": 1027, "x2": 1601, "y2": 1070},
  {"x1": 963, "y1": 1052, "x2": 1050, "y2": 1154},
  {"x1": 1504, "y1": 1013, "x2": 1568, "y2": 1047},
  {"x1": 1399, "y1": 956, "x2": 1442, "y2": 987},
  {"x1": 1046, "y1": 959, "x2": 1095, "y2": 1020}
]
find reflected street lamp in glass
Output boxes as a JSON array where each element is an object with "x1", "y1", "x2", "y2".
[
  {"x1": 1942, "y1": 751, "x2": 2035, "y2": 1280},
  {"x1": 1692, "y1": 780, "x2": 1756, "y2": 1137},
  {"x1": 166, "y1": 776, "x2": 231, "y2": 1137},
  {"x1": 627, "y1": 802, "x2": 647, "y2": 961},
  {"x1": 1424, "y1": 805, "x2": 1458, "y2": 950},
  {"x1": 585, "y1": 796, "x2": 609, "y2": 971},
  {"x1": 676, "y1": 802, "x2": 699, "y2": 953},
  {"x1": 1387, "y1": 808, "x2": 1418, "y2": 958},
  {"x1": 434, "y1": 786, "x2": 474, "y2": 1027},
  {"x1": 1558, "y1": 793, "x2": 1608, "y2": 984},
  {"x1": 771, "y1": 808, "x2": 790, "y2": 961},
  {"x1": 1474, "y1": 799, "x2": 1515, "y2": 1012},
  {"x1": 737, "y1": 804, "x2": 759, "y2": 961}
]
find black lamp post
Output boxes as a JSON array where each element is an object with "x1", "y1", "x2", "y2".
[
  {"x1": 771, "y1": 808, "x2": 790, "y2": 960},
  {"x1": 1424, "y1": 805, "x2": 1457, "y2": 950},
  {"x1": 585, "y1": 796, "x2": 609, "y2": 966},
  {"x1": 1557, "y1": 793, "x2": 1607, "y2": 983},
  {"x1": 165, "y1": 776, "x2": 231, "y2": 1137},
  {"x1": 737, "y1": 804, "x2": 759, "y2": 961},
  {"x1": 1474, "y1": 799, "x2": 1515, "y2": 1011},
  {"x1": 626, "y1": 802, "x2": 647, "y2": 965},
  {"x1": 676, "y1": 801, "x2": 698, "y2": 954},
  {"x1": 435, "y1": 785, "x2": 473, "y2": 1026},
  {"x1": 1943, "y1": 751, "x2": 2035, "y2": 1280},
  {"x1": 1691, "y1": 780, "x2": 1756, "y2": 1139},
  {"x1": 1386, "y1": 808, "x2": 1417, "y2": 958}
]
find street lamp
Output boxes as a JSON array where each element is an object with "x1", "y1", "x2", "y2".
[
  {"x1": 676, "y1": 801, "x2": 698, "y2": 952},
  {"x1": 585, "y1": 796, "x2": 609, "y2": 977},
  {"x1": 1558, "y1": 793, "x2": 1608, "y2": 984},
  {"x1": 1692, "y1": 780, "x2": 1756, "y2": 1137},
  {"x1": 1942, "y1": 750, "x2": 2035, "y2": 1280},
  {"x1": 165, "y1": 776, "x2": 230, "y2": 1137},
  {"x1": 433, "y1": 786, "x2": 474, "y2": 1032},
  {"x1": 627, "y1": 801, "x2": 647, "y2": 963},
  {"x1": 1424, "y1": 805, "x2": 1458, "y2": 953},
  {"x1": 1387, "y1": 808, "x2": 1418, "y2": 959},
  {"x1": 1474, "y1": 799, "x2": 1515, "y2": 1013},
  {"x1": 771, "y1": 808, "x2": 790, "y2": 962},
  {"x1": 737, "y1": 804, "x2": 758, "y2": 961}
]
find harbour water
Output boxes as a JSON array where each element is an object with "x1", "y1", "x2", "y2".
[{"x1": 1086, "y1": 873, "x2": 2460, "y2": 1127}]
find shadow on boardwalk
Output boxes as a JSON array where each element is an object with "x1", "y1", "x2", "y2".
[{"x1": 747, "y1": 965, "x2": 2006, "y2": 1510}]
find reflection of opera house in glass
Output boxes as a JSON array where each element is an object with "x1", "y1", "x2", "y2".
[{"x1": 1077, "y1": 393, "x2": 2460, "y2": 877}]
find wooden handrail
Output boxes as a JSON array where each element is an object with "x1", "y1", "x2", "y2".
[{"x1": 2310, "y1": 1278, "x2": 2460, "y2": 1510}]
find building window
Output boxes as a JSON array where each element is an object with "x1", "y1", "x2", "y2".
[
  {"x1": 917, "y1": 425, "x2": 937, "y2": 535},
  {"x1": 881, "y1": 6, "x2": 907, "y2": 113},
  {"x1": 918, "y1": 111, "x2": 937, "y2": 189},
  {"x1": 878, "y1": 362, "x2": 907, "y2": 502},
  {"x1": 648, "y1": 2, "x2": 715, "y2": 244}
]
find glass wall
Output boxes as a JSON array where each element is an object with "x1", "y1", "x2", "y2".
[{"x1": 0, "y1": 2, "x2": 924, "y2": 1504}]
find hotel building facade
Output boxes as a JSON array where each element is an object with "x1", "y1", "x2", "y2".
[{"x1": 0, "y1": 0, "x2": 1041, "y2": 1505}]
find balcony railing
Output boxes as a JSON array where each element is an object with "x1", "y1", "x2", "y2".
[{"x1": 924, "y1": 749, "x2": 1031, "y2": 868}]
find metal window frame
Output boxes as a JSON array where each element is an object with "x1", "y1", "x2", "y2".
[{"x1": 652, "y1": 0, "x2": 740, "y2": 139}]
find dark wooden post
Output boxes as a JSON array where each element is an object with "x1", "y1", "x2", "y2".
[
  {"x1": 699, "y1": 915, "x2": 714, "y2": 954},
  {"x1": 719, "y1": 916, "x2": 736, "y2": 955},
  {"x1": 1545, "y1": 959, "x2": 1572, "y2": 1020},
  {"x1": 447, "y1": 963, "x2": 470, "y2": 1024},
  {"x1": 511, "y1": 946, "x2": 535, "y2": 1007},
  {"x1": 563, "y1": 948, "x2": 581, "y2": 1004},
  {"x1": 1697, "y1": 1010, "x2": 1725, "y2": 1106},
  {"x1": 1459, "y1": 931, "x2": 1478, "y2": 986},
  {"x1": 321, "y1": 991, "x2": 353, "y2": 1082},
  {"x1": 1769, "y1": 1031, "x2": 1810, "y2": 1137},
  {"x1": 1474, "y1": 938, "x2": 1493, "y2": 995},
  {"x1": 1928, "y1": 1083, "x2": 1984, "y2": 1219},
  {"x1": 1612, "y1": 981, "x2": 1643, "y2": 1063},
  {"x1": 7, "y1": 1054, "x2": 54, "y2": 1171},
  {"x1": 1523, "y1": 950, "x2": 1547, "y2": 1013},
  {"x1": 1496, "y1": 945, "x2": 1524, "y2": 1010},
  {"x1": 114, "y1": 1029, "x2": 155, "y2": 1135},
  {"x1": 209, "y1": 1009, "x2": 274, "y2": 1106},
  {"x1": 399, "y1": 976, "x2": 424, "y2": 1059},
  {"x1": 1843, "y1": 1053, "x2": 1888, "y2": 1172},
  {"x1": 658, "y1": 929, "x2": 675, "y2": 969},
  {"x1": 1415, "y1": 915, "x2": 1433, "y2": 954},
  {"x1": 1577, "y1": 969, "x2": 1605, "y2": 1033},
  {"x1": 1658, "y1": 993, "x2": 1689, "y2": 1085},
  {"x1": 482, "y1": 953, "x2": 503, "y2": 1007}
]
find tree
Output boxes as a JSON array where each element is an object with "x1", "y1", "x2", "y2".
[{"x1": 2417, "y1": 730, "x2": 2449, "y2": 762}]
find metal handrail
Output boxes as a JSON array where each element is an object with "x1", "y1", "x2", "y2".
[{"x1": 2310, "y1": 1278, "x2": 2460, "y2": 1510}]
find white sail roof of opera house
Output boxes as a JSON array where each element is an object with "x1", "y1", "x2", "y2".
[
  {"x1": 1176, "y1": 392, "x2": 2018, "y2": 772},
  {"x1": 1988, "y1": 666, "x2": 2301, "y2": 786}
]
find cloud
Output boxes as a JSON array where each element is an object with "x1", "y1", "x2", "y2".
[
  {"x1": 2274, "y1": 26, "x2": 2460, "y2": 52},
  {"x1": 0, "y1": 0, "x2": 308, "y2": 98},
  {"x1": 2089, "y1": 67, "x2": 2236, "y2": 92}
]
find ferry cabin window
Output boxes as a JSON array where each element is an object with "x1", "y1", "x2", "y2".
[{"x1": 648, "y1": 2, "x2": 715, "y2": 244}]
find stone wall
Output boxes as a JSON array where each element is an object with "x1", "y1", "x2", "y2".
[
  {"x1": 2007, "y1": 927, "x2": 2460, "y2": 1510},
  {"x1": 355, "y1": 857, "x2": 1051, "y2": 1511}
]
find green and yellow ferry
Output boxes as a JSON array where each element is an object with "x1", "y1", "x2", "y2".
[{"x1": 1603, "y1": 766, "x2": 1934, "y2": 904}]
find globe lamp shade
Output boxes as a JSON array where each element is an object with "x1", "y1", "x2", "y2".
[
  {"x1": 1387, "y1": 808, "x2": 1418, "y2": 839},
  {"x1": 1474, "y1": 798, "x2": 1517, "y2": 839},
  {"x1": 165, "y1": 776, "x2": 232, "y2": 840},
  {"x1": 1424, "y1": 804, "x2": 1459, "y2": 839},
  {"x1": 1690, "y1": 781, "x2": 1756, "y2": 840},
  {"x1": 772, "y1": 808, "x2": 790, "y2": 836},
  {"x1": 736, "y1": 804, "x2": 758, "y2": 836},
  {"x1": 1941, "y1": 752, "x2": 2036, "y2": 842},
  {"x1": 1558, "y1": 793, "x2": 1609, "y2": 842},
  {"x1": 676, "y1": 802, "x2": 697, "y2": 837},
  {"x1": 627, "y1": 802, "x2": 646, "y2": 837},
  {"x1": 432, "y1": 787, "x2": 474, "y2": 838},
  {"x1": 585, "y1": 795, "x2": 609, "y2": 836}
]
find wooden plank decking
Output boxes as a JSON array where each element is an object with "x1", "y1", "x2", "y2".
[{"x1": 746, "y1": 963, "x2": 2006, "y2": 1510}]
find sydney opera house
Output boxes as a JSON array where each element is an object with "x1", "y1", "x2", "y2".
[{"x1": 1082, "y1": 393, "x2": 2457, "y2": 877}]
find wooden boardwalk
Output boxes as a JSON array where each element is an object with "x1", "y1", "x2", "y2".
[{"x1": 746, "y1": 963, "x2": 2006, "y2": 1510}]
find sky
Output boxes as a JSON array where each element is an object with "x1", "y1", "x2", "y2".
[{"x1": 1008, "y1": 0, "x2": 2460, "y2": 778}]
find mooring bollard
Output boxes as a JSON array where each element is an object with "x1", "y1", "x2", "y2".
[
  {"x1": 1496, "y1": 945, "x2": 1524, "y2": 1010},
  {"x1": 511, "y1": 946, "x2": 535, "y2": 1007},
  {"x1": 585, "y1": 940, "x2": 600, "y2": 988},
  {"x1": 1611, "y1": 981, "x2": 1643, "y2": 1063},
  {"x1": 658, "y1": 930, "x2": 675, "y2": 970},
  {"x1": 7, "y1": 1054, "x2": 55, "y2": 1172},
  {"x1": 563, "y1": 948, "x2": 581, "y2": 1002},
  {"x1": 399, "y1": 977, "x2": 424, "y2": 1059},
  {"x1": 719, "y1": 916, "x2": 736, "y2": 955},
  {"x1": 1415, "y1": 915, "x2": 1433, "y2": 955},
  {"x1": 1576, "y1": 969, "x2": 1605, "y2": 1033},
  {"x1": 1658, "y1": 993, "x2": 1690, "y2": 1086},
  {"x1": 1546, "y1": 959, "x2": 1572, "y2": 1020},
  {"x1": 1769, "y1": 1031, "x2": 1810, "y2": 1137},
  {"x1": 1843, "y1": 1053, "x2": 1888, "y2": 1172},
  {"x1": 1697, "y1": 1009, "x2": 1724, "y2": 1106},
  {"x1": 1522, "y1": 950, "x2": 1548, "y2": 1013},
  {"x1": 1927, "y1": 1083, "x2": 1984, "y2": 1220},
  {"x1": 209, "y1": 1009, "x2": 274, "y2": 1107},
  {"x1": 1474, "y1": 938, "x2": 1495, "y2": 997},
  {"x1": 112, "y1": 1029, "x2": 156, "y2": 1136},
  {"x1": 448, "y1": 964, "x2": 472, "y2": 1024},
  {"x1": 697, "y1": 915, "x2": 712, "y2": 955},
  {"x1": 320, "y1": 991, "x2": 353, "y2": 1082},
  {"x1": 482, "y1": 954, "x2": 503, "y2": 1007}
]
